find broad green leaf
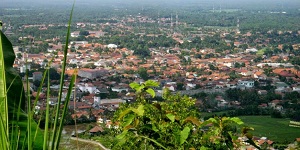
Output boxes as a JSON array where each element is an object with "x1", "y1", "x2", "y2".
[
  {"x1": 116, "y1": 130, "x2": 128, "y2": 140},
  {"x1": 129, "y1": 82, "x2": 140, "y2": 90},
  {"x1": 132, "y1": 105, "x2": 144, "y2": 116},
  {"x1": 206, "y1": 118, "x2": 219, "y2": 127},
  {"x1": 166, "y1": 113, "x2": 175, "y2": 123},
  {"x1": 144, "y1": 80, "x2": 159, "y2": 87},
  {"x1": 118, "y1": 108, "x2": 132, "y2": 120},
  {"x1": 180, "y1": 126, "x2": 190, "y2": 145},
  {"x1": 146, "y1": 88, "x2": 156, "y2": 98},
  {"x1": 136, "y1": 84, "x2": 145, "y2": 92},
  {"x1": 229, "y1": 117, "x2": 244, "y2": 125},
  {"x1": 123, "y1": 113, "x2": 135, "y2": 127}
]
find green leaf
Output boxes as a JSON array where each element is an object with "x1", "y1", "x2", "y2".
[
  {"x1": 116, "y1": 130, "x2": 128, "y2": 140},
  {"x1": 229, "y1": 117, "x2": 244, "y2": 125},
  {"x1": 129, "y1": 82, "x2": 140, "y2": 90},
  {"x1": 118, "y1": 108, "x2": 132, "y2": 120},
  {"x1": 136, "y1": 84, "x2": 145, "y2": 92},
  {"x1": 242, "y1": 126, "x2": 254, "y2": 134},
  {"x1": 139, "y1": 135, "x2": 167, "y2": 150},
  {"x1": 152, "y1": 124, "x2": 159, "y2": 132},
  {"x1": 200, "y1": 146, "x2": 209, "y2": 150},
  {"x1": 132, "y1": 105, "x2": 144, "y2": 116},
  {"x1": 144, "y1": 80, "x2": 159, "y2": 87},
  {"x1": 166, "y1": 113, "x2": 175, "y2": 123},
  {"x1": 184, "y1": 116, "x2": 201, "y2": 126},
  {"x1": 146, "y1": 88, "x2": 156, "y2": 98},
  {"x1": 1, "y1": 28, "x2": 43, "y2": 149},
  {"x1": 123, "y1": 113, "x2": 135, "y2": 127},
  {"x1": 180, "y1": 126, "x2": 190, "y2": 145},
  {"x1": 206, "y1": 118, "x2": 219, "y2": 127}
]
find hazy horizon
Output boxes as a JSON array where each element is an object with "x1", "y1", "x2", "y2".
[{"x1": 2, "y1": 0, "x2": 300, "y2": 10}]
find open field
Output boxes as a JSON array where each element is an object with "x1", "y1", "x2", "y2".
[
  {"x1": 239, "y1": 116, "x2": 300, "y2": 143},
  {"x1": 256, "y1": 48, "x2": 266, "y2": 56}
]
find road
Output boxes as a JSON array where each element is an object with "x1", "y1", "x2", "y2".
[{"x1": 70, "y1": 137, "x2": 110, "y2": 150}]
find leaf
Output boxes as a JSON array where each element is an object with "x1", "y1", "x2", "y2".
[
  {"x1": 152, "y1": 124, "x2": 159, "y2": 132},
  {"x1": 229, "y1": 117, "x2": 244, "y2": 125},
  {"x1": 129, "y1": 82, "x2": 140, "y2": 90},
  {"x1": 242, "y1": 126, "x2": 254, "y2": 134},
  {"x1": 200, "y1": 146, "x2": 208, "y2": 150},
  {"x1": 166, "y1": 113, "x2": 175, "y2": 123},
  {"x1": 139, "y1": 135, "x2": 167, "y2": 150},
  {"x1": 1, "y1": 28, "x2": 43, "y2": 149},
  {"x1": 0, "y1": 30, "x2": 26, "y2": 120},
  {"x1": 132, "y1": 105, "x2": 144, "y2": 116},
  {"x1": 118, "y1": 108, "x2": 132, "y2": 120},
  {"x1": 153, "y1": 103, "x2": 161, "y2": 110},
  {"x1": 180, "y1": 126, "x2": 190, "y2": 145},
  {"x1": 144, "y1": 80, "x2": 159, "y2": 87},
  {"x1": 184, "y1": 116, "x2": 201, "y2": 126},
  {"x1": 206, "y1": 118, "x2": 219, "y2": 127},
  {"x1": 146, "y1": 88, "x2": 156, "y2": 98},
  {"x1": 123, "y1": 113, "x2": 135, "y2": 127},
  {"x1": 116, "y1": 130, "x2": 128, "y2": 140}
]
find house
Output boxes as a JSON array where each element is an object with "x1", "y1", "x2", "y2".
[
  {"x1": 71, "y1": 31, "x2": 80, "y2": 37},
  {"x1": 89, "y1": 126, "x2": 104, "y2": 136},
  {"x1": 268, "y1": 100, "x2": 282, "y2": 109},
  {"x1": 245, "y1": 48, "x2": 258, "y2": 53},
  {"x1": 78, "y1": 68, "x2": 109, "y2": 79},
  {"x1": 105, "y1": 120, "x2": 119, "y2": 129},
  {"x1": 258, "y1": 103, "x2": 268, "y2": 108},
  {"x1": 111, "y1": 86, "x2": 129, "y2": 93},
  {"x1": 32, "y1": 72, "x2": 43, "y2": 81},
  {"x1": 77, "y1": 83, "x2": 97, "y2": 94},
  {"x1": 239, "y1": 70, "x2": 253, "y2": 76},
  {"x1": 254, "y1": 71, "x2": 267, "y2": 80},
  {"x1": 215, "y1": 96, "x2": 229, "y2": 109},
  {"x1": 164, "y1": 84, "x2": 176, "y2": 91},
  {"x1": 237, "y1": 80, "x2": 254, "y2": 88},
  {"x1": 19, "y1": 64, "x2": 31, "y2": 73},
  {"x1": 107, "y1": 44, "x2": 118, "y2": 49},
  {"x1": 292, "y1": 86, "x2": 300, "y2": 92},
  {"x1": 257, "y1": 90, "x2": 268, "y2": 95},
  {"x1": 274, "y1": 82, "x2": 290, "y2": 94}
]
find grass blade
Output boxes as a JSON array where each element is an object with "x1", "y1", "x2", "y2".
[
  {"x1": 26, "y1": 67, "x2": 32, "y2": 150},
  {"x1": 54, "y1": 69, "x2": 77, "y2": 149},
  {"x1": 51, "y1": 2, "x2": 75, "y2": 149},
  {"x1": 43, "y1": 67, "x2": 50, "y2": 150}
]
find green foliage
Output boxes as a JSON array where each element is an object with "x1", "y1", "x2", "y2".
[
  {"x1": 1, "y1": 25, "x2": 44, "y2": 149},
  {"x1": 0, "y1": 3, "x2": 76, "y2": 150},
  {"x1": 137, "y1": 67, "x2": 149, "y2": 81},
  {"x1": 112, "y1": 80, "x2": 256, "y2": 149}
]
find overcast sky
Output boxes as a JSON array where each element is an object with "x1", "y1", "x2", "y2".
[{"x1": 2, "y1": 0, "x2": 300, "y2": 10}]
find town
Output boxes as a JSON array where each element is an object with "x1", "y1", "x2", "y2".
[{"x1": 1, "y1": 1, "x2": 300, "y2": 149}]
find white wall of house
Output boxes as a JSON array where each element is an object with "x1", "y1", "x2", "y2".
[{"x1": 238, "y1": 80, "x2": 254, "y2": 88}]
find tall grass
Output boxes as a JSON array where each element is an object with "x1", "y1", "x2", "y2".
[{"x1": 0, "y1": 2, "x2": 76, "y2": 149}]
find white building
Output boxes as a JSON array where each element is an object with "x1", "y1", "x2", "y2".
[
  {"x1": 237, "y1": 80, "x2": 254, "y2": 88},
  {"x1": 78, "y1": 83, "x2": 97, "y2": 94},
  {"x1": 107, "y1": 44, "x2": 118, "y2": 49}
]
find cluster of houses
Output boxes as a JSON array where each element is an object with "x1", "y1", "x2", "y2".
[{"x1": 3, "y1": 12, "x2": 300, "y2": 148}]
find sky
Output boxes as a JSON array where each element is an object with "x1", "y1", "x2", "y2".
[{"x1": 2, "y1": 0, "x2": 300, "y2": 10}]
